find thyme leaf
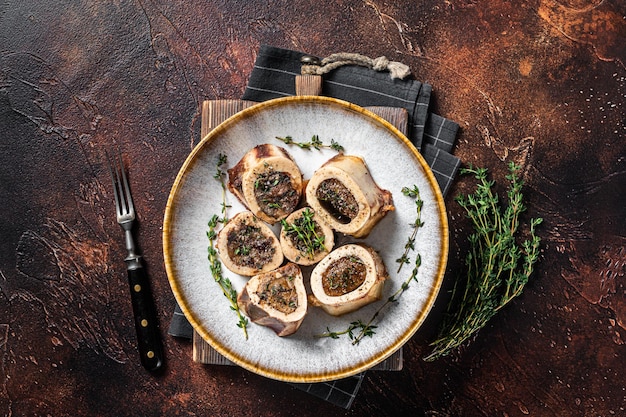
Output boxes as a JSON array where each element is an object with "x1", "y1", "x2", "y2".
[
  {"x1": 424, "y1": 162, "x2": 542, "y2": 361},
  {"x1": 275, "y1": 135, "x2": 345, "y2": 152},
  {"x1": 317, "y1": 186, "x2": 425, "y2": 345},
  {"x1": 206, "y1": 154, "x2": 249, "y2": 339}
]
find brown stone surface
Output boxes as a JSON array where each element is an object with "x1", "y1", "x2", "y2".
[{"x1": 1, "y1": 0, "x2": 624, "y2": 415}]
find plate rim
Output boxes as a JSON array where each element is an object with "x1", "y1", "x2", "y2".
[{"x1": 163, "y1": 95, "x2": 449, "y2": 383}]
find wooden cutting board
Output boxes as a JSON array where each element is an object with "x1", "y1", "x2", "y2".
[{"x1": 192, "y1": 90, "x2": 408, "y2": 372}]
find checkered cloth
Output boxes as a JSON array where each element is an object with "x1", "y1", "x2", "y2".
[
  {"x1": 168, "y1": 45, "x2": 461, "y2": 409},
  {"x1": 291, "y1": 373, "x2": 365, "y2": 409},
  {"x1": 242, "y1": 45, "x2": 461, "y2": 196}
]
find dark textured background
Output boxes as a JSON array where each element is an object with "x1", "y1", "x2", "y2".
[{"x1": 1, "y1": 0, "x2": 624, "y2": 416}]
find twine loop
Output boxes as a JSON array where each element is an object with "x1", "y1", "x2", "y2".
[{"x1": 301, "y1": 52, "x2": 411, "y2": 80}]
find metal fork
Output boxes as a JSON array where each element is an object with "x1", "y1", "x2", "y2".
[{"x1": 107, "y1": 151, "x2": 164, "y2": 372}]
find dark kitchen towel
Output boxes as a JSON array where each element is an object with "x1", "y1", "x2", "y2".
[
  {"x1": 241, "y1": 45, "x2": 461, "y2": 195},
  {"x1": 169, "y1": 302, "x2": 193, "y2": 339},
  {"x1": 169, "y1": 44, "x2": 461, "y2": 409}
]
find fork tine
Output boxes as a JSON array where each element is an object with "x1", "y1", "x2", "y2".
[
  {"x1": 105, "y1": 151, "x2": 123, "y2": 217},
  {"x1": 117, "y1": 152, "x2": 134, "y2": 216},
  {"x1": 106, "y1": 150, "x2": 134, "y2": 218},
  {"x1": 113, "y1": 152, "x2": 128, "y2": 215}
]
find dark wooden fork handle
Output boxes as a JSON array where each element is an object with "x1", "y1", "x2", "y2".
[{"x1": 127, "y1": 266, "x2": 164, "y2": 372}]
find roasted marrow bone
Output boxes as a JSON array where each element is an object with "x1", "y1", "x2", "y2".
[
  {"x1": 279, "y1": 207, "x2": 335, "y2": 266},
  {"x1": 305, "y1": 154, "x2": 394, "y2": 238},
  {"x1": 216, "y1": 211, "x2": 283, "y2": 276},
  {"x1": 237, "y1": 263, "x2": 307, "y2": 336},
  {"x1": 309, "y1": 244, "x2": 389, "y2": 316},
  {"x1": 227, "y1": 144, "x2": 303, "y2": 224}
]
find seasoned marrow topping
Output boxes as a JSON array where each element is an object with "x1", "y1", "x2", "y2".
[
  {"x1": 227, "y1": 222, "x2": 276, "y2": 269},
  {"x1": 216, "y1": 211, "x2": 283, "y2": 277},
  {"x1": 316, "y1": 178, "x2": 359, "y2": 224},
  {"x1": 285, "y1": 220, "x2": 325, "y2": 257},
  {"x1": 283, "y1": 210, "x2": 326, "y2": 258},
  {"x1": 253, "y1": 170, "x2": 299, "y2": 218},
  {"x1": 230, "y1": 144, "x2": 303, "y2": 225},
  {"x1": 279, "y1": 207, "x2": 335, "y2": 266},
  {"x1": 237, "y1": 262, "x2": 307, "y2": 336},
  {"x1": 321, "y1": 255, "x2": 367, "y2": 297},
  {"x1": 256, "y1": 273, "x2": 299, "y2": 314}
]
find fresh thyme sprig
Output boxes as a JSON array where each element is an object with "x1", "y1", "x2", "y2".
[
  {"x1": 280, "y1": 208, "x2": 326, "y2": 260},
  {"x1": 396, "y1": 185, "x2": 424, "y2": 273},
  {"x1": 320, "y1": 319, "x2": 376, "y2": 342},
  {"x1": 318, "y1": 254, "x2": 422, "y2": 345},
  {"x1": 275, "y1": 135, "x2": 345, "y2": 152},
  {"x1": 424, "y1": 162, "x2": 542, "y2": 361},
  {"x1": 318, "y1": 185, "x2": 425, "y2": 345},
  {"x1": 206, "y1": 153, "x2": 248, "y2": 339},
  {"x1": 213, "y1": 152, "x2": 231, "y2": 222}
]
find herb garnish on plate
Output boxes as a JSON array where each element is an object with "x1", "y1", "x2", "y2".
[
  {"x1": 206, "y1": 153, "x2": 249, "y2": 339},
  {"x1": 275, "y1": 134, "x2": 344, "y2": 152}
]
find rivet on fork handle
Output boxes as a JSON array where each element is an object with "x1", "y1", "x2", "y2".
[{"x1": 127, "y1": 263, "x2": 164, "y2": 372}]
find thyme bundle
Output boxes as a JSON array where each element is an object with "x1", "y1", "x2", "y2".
[
  {"x1": 318, "y1": 185, "x2": 425, "y2": 345},
  {"x1": 425, "y1": 162, "x2": 542, "y2": 361},
  {"x1": 275, "y1": 135, "x2": 345, "y2": 152},
  {"x1": 206, "y1": 153, "x2": 249, "y2": 339}
]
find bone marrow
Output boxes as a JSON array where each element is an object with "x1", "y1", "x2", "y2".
[
  {"x1": 321, "y1": 255, "x2": 367, "y2": 296},
  {"x1": 228, "y1": 144, "x2": 303, "y2": 224},
  {"x1": 309, "y1": 244, "x2": 389, "y2": 316},
  {"x1": 279, "y1": 207, "x2": 335, "y2": 266},
  {"x1": 315, "y1": 178, "x2": 359, "y2": 224},
  {"x1": 216, "y1": 211, "x2": 283, "y2": 276},
  {"x1": 305, "y1": 154, "x2": 394, "y2": 238},
  {"x1": 237, "y1": 263, "x2": 307, "y2": 336}
]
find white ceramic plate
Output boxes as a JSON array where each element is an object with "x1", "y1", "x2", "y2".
[{"x1": 163, "y1": 96, "x2": 448, "y2": 383}]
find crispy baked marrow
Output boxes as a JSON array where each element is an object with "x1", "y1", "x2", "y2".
[
  {"x1": 237, "y1": 263, "x2": 307, "y2": 336},
  {"x1": 309, "y1": 244, "x2": 389, "y2": 316},
  {"x1": 216, "y1": 211, "x2": 283, "y2": 276},
  {"x1": 305, "y1": 154, "x2": 394, "y2": 238},
  {"x1": 227, "y1": 144, "x2": 303, "y2": 224}
]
